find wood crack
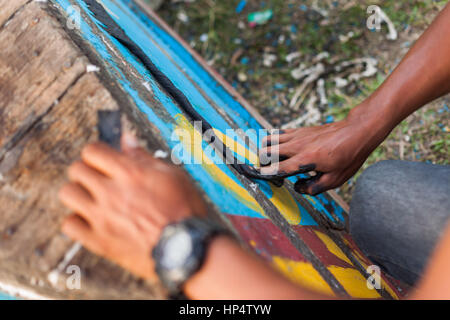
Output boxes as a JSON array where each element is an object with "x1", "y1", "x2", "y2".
[
  {"x1": 0, "y1": 0, "x2": 33, "y2": 31},
  {"x1": 0, "y1": 71, "x2": 87, "y2": 164}
]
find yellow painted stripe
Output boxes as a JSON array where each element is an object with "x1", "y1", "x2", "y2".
[
  {"x1": 272, "y1": 256, "x2": 335, "y2": 297},
  {"x1": 314, "y1": 230, "x2": 353, "y2": 265},
  {"x1": 341, "y1": 238, "x2": 400, "y2": 300},
  {"x1": 213, "y1": 129, "x2": 259, "y2": 165},
  {"x1": 174, "y1": 114, "x2": 264, "y2": 215},
  {"x1": 328, "y1": 266, "x2": 381, "y2": 298}
]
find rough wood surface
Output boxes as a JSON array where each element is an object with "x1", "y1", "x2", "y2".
[
  {"x1": 0, "y1": 0, "x2": 165, "y2": 299},
  {"x1": 133, "y1": 0, "x2": 350, "y2": 213}
]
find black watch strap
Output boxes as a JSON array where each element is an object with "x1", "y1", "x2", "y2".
[{"x1": 152, "y1": 217, "x2": 230, "y2": 295}]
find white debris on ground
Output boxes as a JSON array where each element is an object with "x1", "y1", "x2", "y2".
[
  {"x1": 263, "y1": 53, "x2": 277, "y2": 67},
  {"x1": 377, "y1": 7, "x2": 398, "y2": 41},
  {"x1": 339, "y1": 31, "x2": 355, "y2": 43},
  {"x1": 290, "y1": 63, "x2": 325, "y2": 110},
  {"x1": 47, "y1": 242, "x2": 82, "y2": 289},
  {"x1": 237, "y1": 72, "x2": 248, "y2": 82},
  {"x1": 316, "y1": 78, "x2": 328, "y2": 108},
  {"x1": 285, "y1": 51, "x2": 302, "y2": 64},
  {"x1": 199, "y1": 33, "x2": 208, "y2": 42},
  {"x1": 286, "y1": 52, "x2": 378, "y2": 128},
  {"x1": 177, "y1": 11, "x2": 189, "y2": 23},
  {"x1": 347, "y1": 58, "x2": 378, "y2": 81},
  {"x1": 283, "y1": 95, "x2": 320, "y2": 128}
]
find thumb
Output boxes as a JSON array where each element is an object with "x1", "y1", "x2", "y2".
[{"x1": 294, "y1": 172, "x2": 331, "y2": 196}]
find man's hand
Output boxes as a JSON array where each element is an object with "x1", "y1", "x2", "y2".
[
  {"x1": 260, "y1": 2, "x2": 450, "y2": 197},
  {"x1": 58, "y1": 134, "x2": 207, "y2": 280},
  {"x1": 259, "y1": 104, "x2": 390, "y2": 196}
]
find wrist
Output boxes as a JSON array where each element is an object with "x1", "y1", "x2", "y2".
[
  {"x1": 152, "y1": 217, "x2": 231, "y2": 295},
  {"x1": 346, "y1": 97, "x2": 396, "y2": 146},
  {"x1": 182, "y1": 235, "x2": 239, "y2": 298}
]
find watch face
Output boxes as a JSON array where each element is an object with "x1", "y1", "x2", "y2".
[{"x1": 160, "y1": 229, "x2": 193, "y2": 270}]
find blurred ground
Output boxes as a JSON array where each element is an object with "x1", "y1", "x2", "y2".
[{"x1": 152, "y1": 0, "x2": 449, "y2": 202}]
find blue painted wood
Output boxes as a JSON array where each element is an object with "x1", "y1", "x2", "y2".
[
  {"x1": 53, "y1": 0, "x2": 347, "y2": 231},
  {"x1": 0, "y1": 293, "x2": 14, "y2": 300},
  {"x1": 55, "y1": 0, "x2": 267, "y2": 218},
  {"x1": 110, "y1": 0, "x2": 346, "y2": 224}
]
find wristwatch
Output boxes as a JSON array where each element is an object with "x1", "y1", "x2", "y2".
[{"x1": 152, "y1": 217, "x2": 229, "y2": 295}]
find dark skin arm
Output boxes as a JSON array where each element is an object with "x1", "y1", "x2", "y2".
[{"x1": 260, "y1": 3, "x2": 450, "y2": 195}]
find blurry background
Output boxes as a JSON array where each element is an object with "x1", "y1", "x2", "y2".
[{"x1": 148, "y1": 0, "x2": 449, "y2": 201}]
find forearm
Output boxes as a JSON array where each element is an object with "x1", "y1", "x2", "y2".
[
  {"x1": 349, "y1": 4, "x2": 450, "y2": 135},
  {"x1": 184, "y1": 236, "x2": 332, "y2": 300}
]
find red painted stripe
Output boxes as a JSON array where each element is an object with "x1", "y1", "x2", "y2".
[
  {"x1": 293, "y1": 225, "x2": 354, "y2": 268},
  {"x1": 228, "y1": 215, "x2": 306, "y2": 262}
]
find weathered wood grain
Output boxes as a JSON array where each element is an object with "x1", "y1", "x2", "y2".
[
  {"x1": 0, "y1": 1, "x2": 87, "y2": 150},
  {"x1": 0, "y1": 0, "x2": 30, "y2": 27},
  {"x1": 0, "y1": 1, "x2": 165, "y2": 299}
]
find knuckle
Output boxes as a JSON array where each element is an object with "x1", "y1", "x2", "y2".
[
  {"x1": 81, "y1": 143, "x2": 100, "y2": 159},
  {"x1": 58, "y1": 183, "x2": 73, "y2": 199},
  {"x1": 115, "y1": 160, "x2": 129, "y2": 174},
  {"x1": 68, "y1": 161, "x2": 83, "y2": 175},
  {"x1": 281, "y1": 163, "x2": 298, "y2": 173}
]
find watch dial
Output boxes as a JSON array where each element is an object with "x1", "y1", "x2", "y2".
[{"x1": 161, "y1": 230, "x2": 193, "y2": 269}]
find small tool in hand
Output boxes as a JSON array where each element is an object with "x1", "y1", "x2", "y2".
[{"x1": 97, "y1": 110, "x2": 122, "y2": 150}]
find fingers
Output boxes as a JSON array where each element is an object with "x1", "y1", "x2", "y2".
[
  {"x1": 62, "y1": 214, "x2": 92, "y2": 239},
  {"x1": 262, "y1": 130, "x2": 293, "y2": 147},
  {"x1": 259, "y1": 141, "x2": 300, "y2": 162},
  {"x1": 68, "y1": 161, "x2": 109, "y2": 197},
  {"x1": 62, "y1": 215, "x2": 103, "y2": 254},
  {"x1": 259, "y1": 153, "x2": 316, "y2": 176},
  {"x1": 59, "y1": 182, "x2": 95, "y2": 217},
  {"x1": 294, "y1": 173, "x2": 333, "y2": 196},
  {"x1": 81, "y1": 142, "x2": 127, "y2": 178}
]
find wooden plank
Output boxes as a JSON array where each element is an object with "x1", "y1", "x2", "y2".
[
  {"x1": 0, "y1": 72, "x2": 166, "y2": 299},
  {"x1": 97, "y1": 0, "x2": 398, "y2": 297},
  {"x1": 115, "y1": 0, "x2": 349, "y2": 231},
  {"x1": 49, "y1": 0, "x2": 352, "y2": 297},
  {"x1": 60, "y1": 1, "x2": 398, "y2": 298},
  {"x1": 132, "y1": 0, "x2": 350, "y2": 213},
  {"x1": 0, "y1": 0, "x2": 87, "y2": 149},
  {"x1": 0, "y1": 0, "x2": 30, "y2": 27},
  {"x1": 0, "y1": 0, "x2": 402, "y2": 299},
  {"x1": 0, "y1": 71, "x2": 165, "y2": 299},
  {"x1": 49, "y1": 0, "x2": 400, "y2": 298}
]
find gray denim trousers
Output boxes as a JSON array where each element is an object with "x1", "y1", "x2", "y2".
[{"x1": 349, "y1": 160, "x2": 450, "y2": 286}]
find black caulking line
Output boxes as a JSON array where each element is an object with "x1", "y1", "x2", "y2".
[
  {"x1": 77, "y1": 1, "x2": 350, "y2": 296},
  {"x1": 83, "y1": 0, "x2": 314, "y2": 186}
]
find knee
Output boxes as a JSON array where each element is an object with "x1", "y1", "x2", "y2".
[{"x1": 349, "y1": 161, "x2": 396, "y2": 243}]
